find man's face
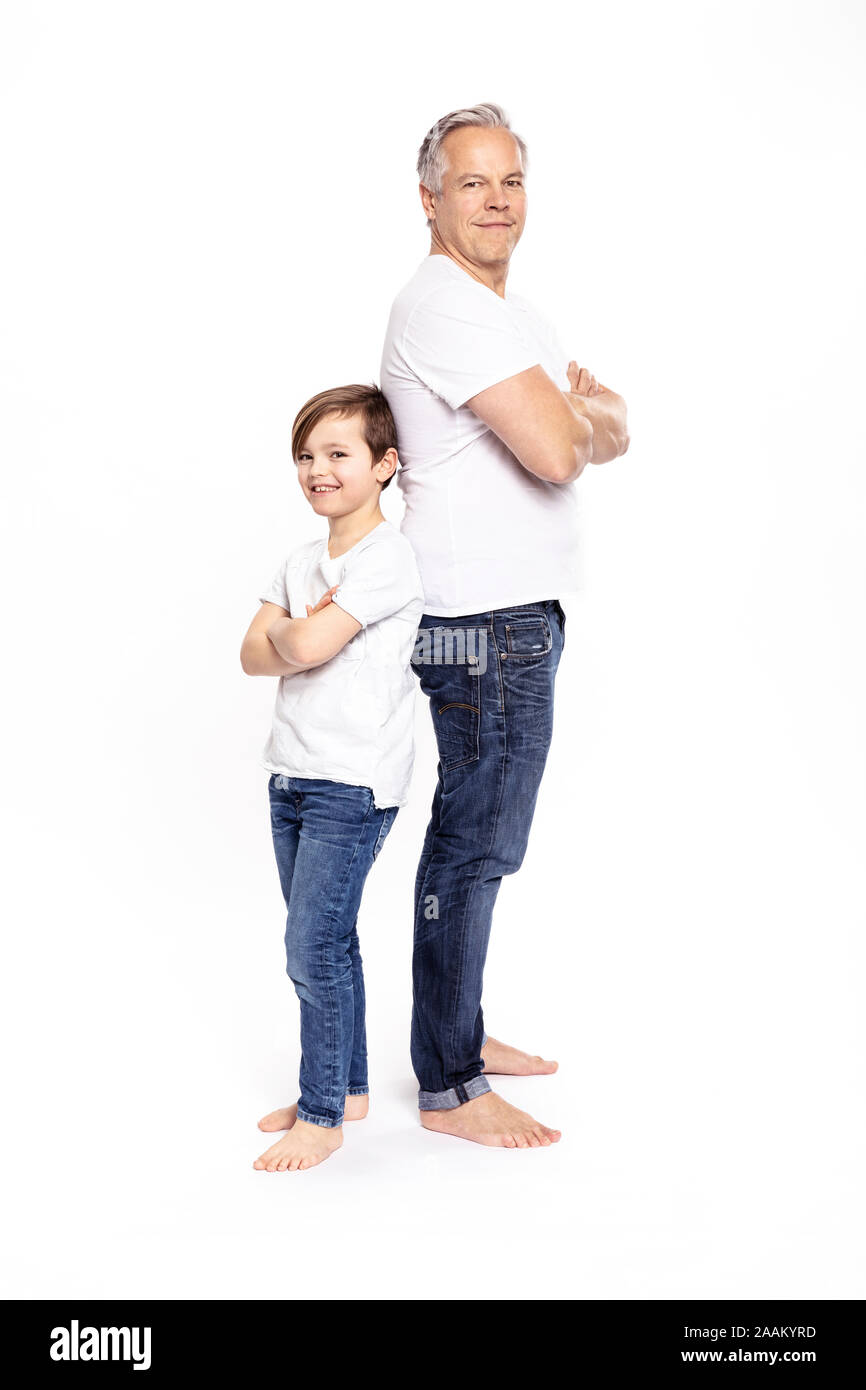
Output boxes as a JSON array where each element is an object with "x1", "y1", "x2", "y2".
[
  {"x1": 422, "y1": 126, "x2": 526, "y2": 268},
  {"x1": 295, "y1": 412, "x2": 394, "y2": 516}
]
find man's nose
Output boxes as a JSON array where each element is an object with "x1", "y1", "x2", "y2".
[{"x1": 487, "y1": 188, "x2": 510, "y2": 207}]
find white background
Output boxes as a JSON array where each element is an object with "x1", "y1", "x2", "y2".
[{"x1": 2, "y1": 0, "x2": 864, "y2": 1300}]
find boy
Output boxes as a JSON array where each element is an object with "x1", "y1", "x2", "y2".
[{"x1": 240, "y1": 384, "x2": 424, "y2": 1172}]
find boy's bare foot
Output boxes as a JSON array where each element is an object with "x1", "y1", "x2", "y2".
[
  {"x1": 481, "y1": 1035, "x2": 558, "y2": 1076},
  {"x1": 420, "y1": 1091, "x2": 561, "y2": 1148},
  {"x1": 257, "y1": 1093, "x2": 369, "y2": 1132},
  {"x1": 253, "y1": 1118, "x2": 343, "y2": 1172}
]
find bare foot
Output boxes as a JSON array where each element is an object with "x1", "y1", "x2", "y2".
[
  {"x1": 420, "y1": 1091, "x2": 561, "y2": 1148},
  {"x1": 257, "y1": 1093, "x2": 369, "y2": 1132},
  {"x1": 253, "y1": 1118, "x2": 343, "y2": 1172},
  {"x1": 481, "y1": 1035, "x2": 558, "y2": 1076}
]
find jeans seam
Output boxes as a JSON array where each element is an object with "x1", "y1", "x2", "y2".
[
  {"x1": 310, "y1": 789, "x2": 376, "y2": 1117},
  {"x1": 445, "y1": 663, "x2": 509, "y2": 1090}
]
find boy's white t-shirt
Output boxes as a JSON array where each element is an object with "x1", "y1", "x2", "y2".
[
  {"x1": 258, "y1": 520, "x2": 425, "y2": 809},
  {"x1": 380, "y1": 253, "x2": 583, "y2": 616}
]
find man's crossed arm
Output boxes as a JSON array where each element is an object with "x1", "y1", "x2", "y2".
[{"x1": 467, "y1": 358, "x2": 630, "y2": 484}]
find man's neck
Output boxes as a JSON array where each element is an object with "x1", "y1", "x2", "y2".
[{"x1": 429, "y1": 243, "x2": 509, "y2": 299}]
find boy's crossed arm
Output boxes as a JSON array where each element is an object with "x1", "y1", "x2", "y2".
[{"x1": 240, "y1": 588, "x2": 361, "y2": 677}]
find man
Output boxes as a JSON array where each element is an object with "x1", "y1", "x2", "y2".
[{"x1": 380, "y1": 103, "x2": 630, "y2": 1148}]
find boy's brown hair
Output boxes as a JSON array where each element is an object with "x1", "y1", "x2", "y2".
[{"x1": 291, "y1": 384, "x2": 398, "y2": 490}]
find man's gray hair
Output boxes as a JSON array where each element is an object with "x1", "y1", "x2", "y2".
[{"x1": 416, "y1": 103, "x2": 528, "y2": 220}]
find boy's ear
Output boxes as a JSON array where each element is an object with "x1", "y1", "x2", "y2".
[{"x1": 375, "y1": 447, "x2": 398, "y2": 484}]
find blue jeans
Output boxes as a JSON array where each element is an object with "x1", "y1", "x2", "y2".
[
  {"x1": 267, "y1": 774, "x2": 398, "y2": 1127},
  {"x1": 410, "y1": 598, "x2": 566, "y2": 1109}
]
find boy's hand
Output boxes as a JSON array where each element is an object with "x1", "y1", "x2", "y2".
[
  {"x1": 305, "y1": 585, "x2": 338, "y2": 618},
  {"x1": 567, "y1": 360, "x2": 606, "y2": 396}
]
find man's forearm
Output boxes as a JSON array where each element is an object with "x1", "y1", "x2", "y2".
[{"x1": 564, "y1": 388, "x2": 630, "y2": 465}]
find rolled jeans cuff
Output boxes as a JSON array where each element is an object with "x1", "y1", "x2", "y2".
[
  {"x1": 418, "y1": 1074, "x2": 491, "y2": 1111},
  {"x1": 297, "y1": 1107, "x2": 342, "y2": 1129}
]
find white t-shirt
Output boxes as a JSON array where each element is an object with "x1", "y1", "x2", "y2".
[
  {"x1": 258, "y1": 520, "x2": 425, "y2": 809},
  {"x1": 380, "y1": 253, "x2": 582, "y2": 616}
]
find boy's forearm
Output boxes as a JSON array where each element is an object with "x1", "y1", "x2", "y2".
[
  {"x1": 564, "y1": 388, "x2": 630, "y2": 464},
  {"x1": 266, "y1": 616, "x2": 314, "y2": 666},
  {"x1": 241, "y1": 632, "x2": 312, "y2": 677}
]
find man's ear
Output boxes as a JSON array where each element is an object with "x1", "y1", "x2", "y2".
[{"x1": 419, "y1": 182, "x2": 435, "y2": 221}]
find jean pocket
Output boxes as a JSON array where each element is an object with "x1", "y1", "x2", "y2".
[
  {"x1": 504, "y1": 616, "x2": 552, "y2": 660},
  {"x1": 417, "y1": 671, "x2": 480, "y2": 771},
  {"x1": 415, "y1": 631, "x2": 482, "y2": 771},
  {"x1": 433, "y1": 699, "x2": 480, "y2": 771}
]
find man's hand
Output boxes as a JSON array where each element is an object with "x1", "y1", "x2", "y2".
[
  {"x1": 567, "y1": 360, "x2": 606, "y2": 396},
  {"x1": 563, "y1": 360, "x2": 627, "y2": 465},
  {"x1": 305, "y1": 585, "x2": 338, "y2": 617}
]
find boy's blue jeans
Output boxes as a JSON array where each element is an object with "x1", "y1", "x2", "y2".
[
  {"x1": 410, "y1": 598, "x2": 566, "y2": 1110},
  {"x1": 268, "y1": 774, "x2": 397, "y2": 1128}
]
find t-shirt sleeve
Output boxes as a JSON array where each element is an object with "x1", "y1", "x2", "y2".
[
  {"x1": 401, "y1": 283, "x2": 542, "y2": 410},
  {"x1": 258, "y1": 559, "x2": 291, "y2": 613},
  {"x1": 531, "y1": 305, "x2": 571, "y2": 390},
  {"x1": 331, "y1": 542, "x2": 422, "y2": 629}
]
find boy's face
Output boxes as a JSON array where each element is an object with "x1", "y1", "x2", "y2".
[{"x1": 296, "y1": 412, "x2": 395, "y2": 516}]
